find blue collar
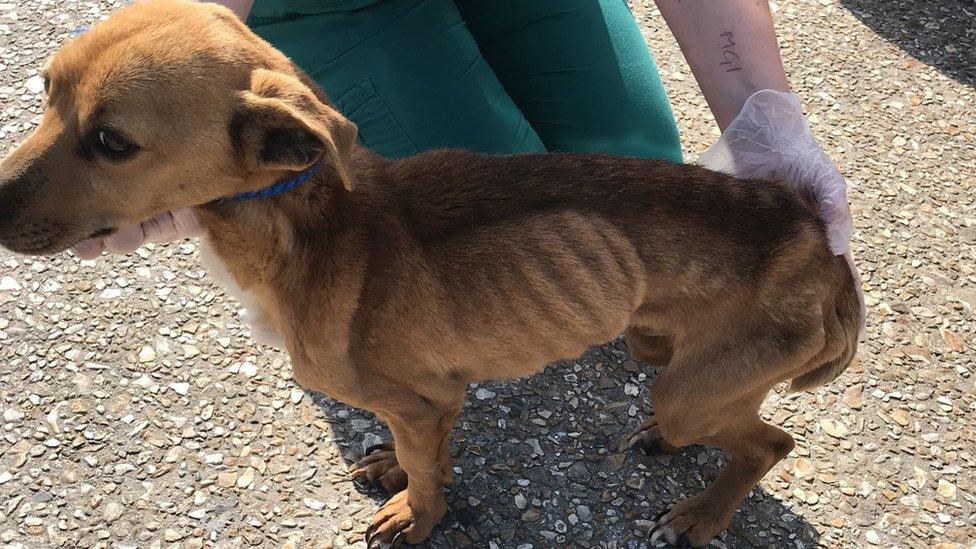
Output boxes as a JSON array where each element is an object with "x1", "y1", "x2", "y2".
[{"x1": 229, "y1": 164, "x2": 321, "y2": 202}]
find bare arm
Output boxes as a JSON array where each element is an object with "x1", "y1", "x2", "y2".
[{"x1": 654, "y1": 0, "x2": 791, "y2": 130}]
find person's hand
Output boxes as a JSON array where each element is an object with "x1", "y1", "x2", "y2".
[
  {"x1": 699, "y1": 89, "x2": 852, "y2": 254},
  {"x1": 72, "y1": 208, "x2": 203, "y2": 259},
  {"x1": 698, "y1": 89, "x2": 865, "y2": 334}
]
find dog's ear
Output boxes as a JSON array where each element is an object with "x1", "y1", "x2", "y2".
[{"x1": 233, "y1": 69, "x2": 358, "y2": 191}]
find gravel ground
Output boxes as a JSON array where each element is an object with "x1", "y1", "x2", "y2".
[{"x1": 0, "y1": 0, "x2": 974, "y2": 548}]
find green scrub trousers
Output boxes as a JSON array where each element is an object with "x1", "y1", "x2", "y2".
[{"x1": 246, "y1": 0, "x2": 683, "y2": 162}]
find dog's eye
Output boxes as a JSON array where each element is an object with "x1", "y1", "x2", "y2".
[
  {"x1": 88, "y1": 129, "x2": 139, "y2": 160},
  {"x1": 98, "y1": 130, "x2": 131, "y2": 153}
]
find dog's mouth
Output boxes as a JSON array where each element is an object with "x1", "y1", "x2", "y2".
[
  {"x1": 4, "y1": 234, "x2": 72, "y2": 256},
  {"x1": 0, "y1": 224, "x2": 118, "y2": 256},
  {"x1": 87, "y1": 227, "x2": 116, "y2": 239},
  {"x1": 0, "y1": 220, "x2": 73, "y2": 255}
]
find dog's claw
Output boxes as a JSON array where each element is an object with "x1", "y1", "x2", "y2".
[
  {"x1": 649, "y1": 527, "x2": 665, "y2": 546},
  {"x1": 616, "y1": 432, "x2": 643, "y2": 453},
  {"x1": 364, "y1": 442, "x2": 390, "y2": 456},
  {"x1": 363, "y1": 522, "x2": 409, "y2": 548},
  {"x1": 648, "y1": 508, "x2": 672, "y2": 546},
  {"x1": 365, "y1": 521, "x2": 378, "y2": 546},
  {"x1": 647, "y1": 506, "x2": 707, "y2": 547},
  {"x1": 620, "y1": 416, "x2": 680, "y2": 457}
]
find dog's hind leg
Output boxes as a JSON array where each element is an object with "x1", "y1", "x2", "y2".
[
  {"x1": 365, "y1": 390, "x2": 463, "y2": 547},
  {"x1": 637, "y1": 324, "x2": 822, "y2": 547},
  {"x1": 647, "y1": 395, "x2": 795, "y2": 547},
  {"x1": 618, "y1": 326, "x2": 676, "y2": 455},
  {"x1": 617, "y1": 414, "x2": 681, "y2": 455}
]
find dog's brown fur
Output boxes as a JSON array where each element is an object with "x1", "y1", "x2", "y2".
[{"x1": 0, "y1": 1, "x2": 860, "y2": 545}]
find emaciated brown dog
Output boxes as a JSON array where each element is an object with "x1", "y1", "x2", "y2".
[{"x1": 0, "y1": 1, "x2": 860, "y2": 546}]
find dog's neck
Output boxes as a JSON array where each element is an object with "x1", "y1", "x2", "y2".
[
  {"x1": 225, "y1": 163, "x2": 323, "y2": 202},
  {"x1": 191, "y1": 151, "x2": 385, "y2": 347},
  {"x1": 196, "y1": 163, "x2": 350, "y2": 258},
  {"x1": 190, "y1": 162, "x2": 353, "y2": 349}
]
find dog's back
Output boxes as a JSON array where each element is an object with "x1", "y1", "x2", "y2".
[{"x1": 376, "y1": 150, "x2": 859, "y2": 390}]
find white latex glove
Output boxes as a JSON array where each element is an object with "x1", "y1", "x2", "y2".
[
  {"x1": 72, "y1": 208, "x2": 203, "y2": 259},
  {"x1": 699, "y1": 89, "x2": 852, "y2": 254},
  {"x1": 699, "y1": 89, "x2": 865, "y2": 334}
]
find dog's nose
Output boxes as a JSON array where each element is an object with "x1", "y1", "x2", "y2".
[
  {"x1": 0, "y1": 181, "x2": 13, "y2": 222},
  {"x1": 0, "y1": 173, "x2": 27, "y2": 228}
]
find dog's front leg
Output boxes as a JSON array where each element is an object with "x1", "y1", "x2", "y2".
[{"x1": 364, "y1": 391, "x2": 462, "y2": 547}]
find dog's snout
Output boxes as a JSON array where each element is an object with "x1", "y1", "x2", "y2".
[
  {"x1": 0, "y1": 167, "x2": 68, "y2": 254},
  {"x1": 0, "y1": 197, "x2": 20, "y2": 244},
  {"x1": 0, "y1": 178, "x2": 17, "y2": 224},
  {"x1": 0, "y1": 166, "x2": 42, "y2": 228}
]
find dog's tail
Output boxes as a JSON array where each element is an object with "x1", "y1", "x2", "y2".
[{"x1": 789, "y1": 203, "x2": 862, "y2": 392}]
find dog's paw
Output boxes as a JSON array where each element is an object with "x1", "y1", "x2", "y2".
[
  {"x1": 366, "y1": 490, "x2": 445, "y2": 548},
  {"x1": 618, "y1": 415, "x2": 680, "y2": 456},
  {"x1": 648, "y1": 494, "x2": 729, "y2": 547},
  {"x1": 350, "y1": 442, "x2": 407, "y2": 493}
]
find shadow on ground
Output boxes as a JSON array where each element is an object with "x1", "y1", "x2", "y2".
[
  {"x1": 840, "y1": 0, "x2": 976, "y2": 86},
  {"x1": 314, "y1": 338, "x2": 819, "y2": 548}
]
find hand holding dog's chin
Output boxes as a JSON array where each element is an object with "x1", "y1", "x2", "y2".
[
  {"x1": 72, "y1": 238, "x2": 105, "y2": 260},
  {"x1": 70, "y1": 208, "x2": 203, "y2": 260}
]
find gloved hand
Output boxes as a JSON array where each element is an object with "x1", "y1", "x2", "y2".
[
  {"x1": 699, "y1": 89, "x2": 852, "y2": 254},
  {"x1": 699, "y1": 89, "x2": 865, "y2": 333},
  {"x1": 72, "y1": 207, "x2": 203, "y2": 259}
]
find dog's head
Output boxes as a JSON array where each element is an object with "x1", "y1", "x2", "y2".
[{"x1": 0, "y1": 0, "x2": 357, "y2": 254}]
